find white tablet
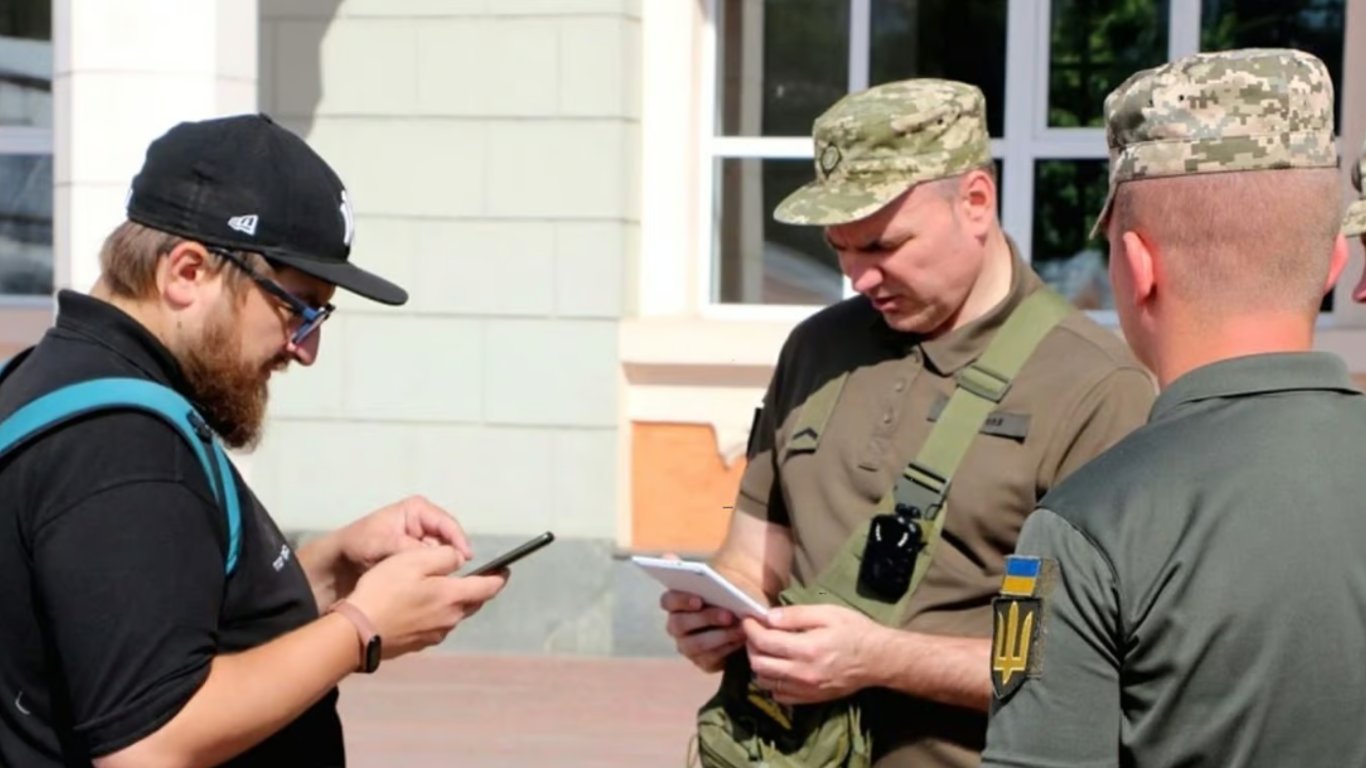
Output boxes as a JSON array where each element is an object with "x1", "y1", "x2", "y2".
[{"x1": 631, "y1": 555, "x2": 769, "y2": 619}]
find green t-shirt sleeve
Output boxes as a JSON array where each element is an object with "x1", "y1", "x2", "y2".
[{"x1": 981, "y1": 507, "x2": 1122, "y2": 767}]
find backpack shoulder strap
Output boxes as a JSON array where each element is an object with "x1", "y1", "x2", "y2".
[
  {"x1": 790, "y1": 288, "x2": 1074, "y2": 624},
  {"x1": 0, "y1": 377, "x2": 242, "y2": 575}
]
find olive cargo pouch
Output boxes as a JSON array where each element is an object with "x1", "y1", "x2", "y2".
[
  {"x1": 695, "y1": 651, "x2": 871, "y2": 768},
  {"x1": 693, "y1": 290, "x2": 1071, "y2": 767}
]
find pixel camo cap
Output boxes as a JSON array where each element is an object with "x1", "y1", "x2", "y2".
[
  {"x1": 127, "y1": 113, "x2": 408, "y2": 306},
  {"x1": 773, "y1": 79, "x2": 993, "y2": 226},
  {"x1": 1092, "y1": 48, "x2": 1338, "y2": 239},
  {"x1": 1345, "y1": 138, "x2": 1366, "y2": 236}
]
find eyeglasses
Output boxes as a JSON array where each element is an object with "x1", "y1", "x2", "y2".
[{"x1": 208, "y1": 246, "x2": 335, "y2": 347}]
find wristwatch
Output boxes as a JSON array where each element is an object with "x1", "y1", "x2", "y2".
[{"x1": 327, "y1": 600, "x2": 382, "y2": 674}]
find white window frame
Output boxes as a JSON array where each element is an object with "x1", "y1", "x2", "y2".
[
  {"x1": 693, "y1": 0, "x2": 1361, "y2": 325},
  {"x1": 0, "y1": 26, "x2": 55, "y2": 308}
]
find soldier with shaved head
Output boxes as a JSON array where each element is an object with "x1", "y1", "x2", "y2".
[
  {"x1": 660, "y1": 78, "x2": 1154, "y2": 767},
  {"x1": 982, "y1": 48, "x2": 1366, "y2": 768}
]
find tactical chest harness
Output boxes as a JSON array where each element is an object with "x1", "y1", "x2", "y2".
[
  {"x1": 0, "y1": 348, "x2": 242, "y2": 576},
  {"x1": 696, "y1": 288, "x2": 1071, "y2": 768}
]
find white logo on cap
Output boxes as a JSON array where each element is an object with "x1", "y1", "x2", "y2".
[
  {"x1": 228, "y1": 215, "x2": 259, "y2": 236},
  {"x1": 339, "y1": 190, "x2": 354, "y2": 247}
]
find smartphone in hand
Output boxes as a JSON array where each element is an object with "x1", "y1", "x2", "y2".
[{"x1": 464, "y1": 531, "x2": 555, "y2": 576}]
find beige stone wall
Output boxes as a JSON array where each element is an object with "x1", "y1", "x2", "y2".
[{"x1": 252, "y1": 0, "x2": 639, "y2": 539}]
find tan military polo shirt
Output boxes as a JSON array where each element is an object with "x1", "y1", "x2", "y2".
[{"x1": 736, "y1": 251, "x2": 1155, "y2": 768}]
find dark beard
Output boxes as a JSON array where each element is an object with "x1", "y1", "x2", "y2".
[{"x1": 178, "y1": 312, "x2": 279, "y2": 451}]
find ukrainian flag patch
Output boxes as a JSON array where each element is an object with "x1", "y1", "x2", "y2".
[
  {"x1": 991, "y1": 555, "x2": 1057, "y2": 700},
  {"x1": 1001, "y1": 556, "x2": 1042, "y2": 596}
]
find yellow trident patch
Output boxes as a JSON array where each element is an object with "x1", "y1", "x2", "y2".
[
  {"x1": 992, "y1": 598, "x2": 1039, "y2": 697},
  {"x1": 991, "y1": 555, "x2": 1052, "y2": 699}
]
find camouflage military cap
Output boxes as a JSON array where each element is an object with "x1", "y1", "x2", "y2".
[
  {"x1": 774, "y1": 79, "x2": 992, "y2": 226},
  {"x1": 1344, "y1": 138, "x2": 1366, "y2": 236},
  {"x1": 1093, "y1": 48, "x2": 1338, "y2": 239}
]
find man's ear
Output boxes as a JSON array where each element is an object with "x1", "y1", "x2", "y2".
[
  {"x1": 1324, "y1": 232, "x2": 1348, "y2": 297},
  {"x1": 954, "y1": 168, "x2": 997, "y2": 239},
  {"x1": 1117, "y1": 229, "x2": 1157, "y2": 308},
  {"x1": 159, "y1": 242, "x2": 213, "y2": 309}
]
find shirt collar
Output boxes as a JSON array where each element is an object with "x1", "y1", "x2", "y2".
[
  {"x1": 1151, "y1": 352, "x2": 1360, "y2": 423},
  {"x1": 53, "y1": 289, "x2": 195, "y2": 396},
  {"x1": 873, "y1": 236, "x2": 1045, "y2": 375}
]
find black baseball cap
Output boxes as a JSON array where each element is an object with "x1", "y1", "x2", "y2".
[{"x1": 126, "y1": 113, "x2": 407, "y2": 306}]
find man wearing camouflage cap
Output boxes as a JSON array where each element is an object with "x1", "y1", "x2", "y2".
[
  {"x1": 982, "y1": 48, "x2": 1366, "y2": 767},
  {"x1": 661, "y1": 79, "x2": 1153, "y2": 767}
]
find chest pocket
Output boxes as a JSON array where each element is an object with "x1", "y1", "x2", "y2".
[
  {"x1": 927, "y1": 392, "x2": 1030, "y2": 441},
  {"x1": 781, "y1": 373, "x2": 849, "y2": 460}
]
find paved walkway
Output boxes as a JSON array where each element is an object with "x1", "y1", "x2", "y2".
[{"x1": 338, "y1": 653, "x2": 716, "y2": 767}]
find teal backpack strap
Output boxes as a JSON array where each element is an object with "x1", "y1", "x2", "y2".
[{"x1": 0, "y1": 377, "x2": 242, "y2": 575}]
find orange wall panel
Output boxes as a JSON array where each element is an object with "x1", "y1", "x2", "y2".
[{"x1": 631, "y1": 422, "x2": 746, "y2": 554}]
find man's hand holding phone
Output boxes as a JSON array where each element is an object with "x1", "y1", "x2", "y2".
[
  {"x1": 653, "y1": 553, "x2": 758, "y2": 673},
  {"x1": 346, "y1": 545, "x2": 507, "y2": 661},
  {"x1": 662, "y1": 588, "x2": 748, "y2": 673}
]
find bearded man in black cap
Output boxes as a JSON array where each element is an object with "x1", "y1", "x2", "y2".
[{"x1": 0, "y1": 114, "x2": 506, "y2": 767}]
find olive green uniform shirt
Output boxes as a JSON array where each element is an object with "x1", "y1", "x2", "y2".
[
  {"x1": 738, "y1": 254, "x2": 1156, "y2": 768},
  {"x1": 982, "y1": 353, "x2": 1366, "y2": 768}
]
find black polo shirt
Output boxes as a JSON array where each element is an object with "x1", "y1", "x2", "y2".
[{"x1": 0, "y1": 291, "x2": 343, "y2": 766}]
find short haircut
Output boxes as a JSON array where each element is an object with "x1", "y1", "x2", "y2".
[
  {"x1": 98, "y1": 220, "x2": 269, "y2": 301},
  {"x1": 1111, "y1": 167, "x2": 1342, "y2": 315},
  {"x1": 930, "y1": 160, "x2": 998, "y2": 201}
]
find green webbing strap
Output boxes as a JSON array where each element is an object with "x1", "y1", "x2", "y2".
[
  {"x1": 784, "y1": 289, "x2": 1073, "y2": 625},
  {"x1": 895, "y1": 288, "x2": 1073, "y2": 519}
]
